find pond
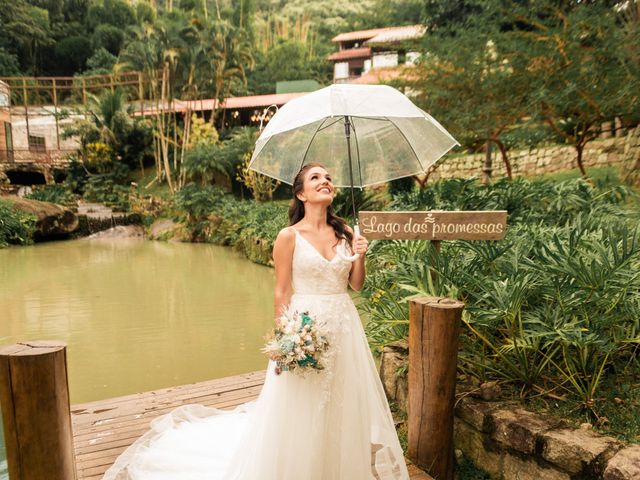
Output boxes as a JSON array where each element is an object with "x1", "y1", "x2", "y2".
[{"x1": 0, "y1": 238, "x2": 277, "y2": 478}]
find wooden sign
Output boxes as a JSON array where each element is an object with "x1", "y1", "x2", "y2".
[{"x1": 358, "y1": 210, "x2": 507, "y2": 241}]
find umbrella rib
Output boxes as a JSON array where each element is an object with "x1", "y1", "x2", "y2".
[
  {"x1": 350, "y1": 118, "x2": 364, "y2": 189},
  {"x1": 298, "y1": 117, "x2": 328, "y2": 173},
  {"x1": 317, "y1": 117, "x2": 344, "y2": 132},
  {"x1": 385, "y1": 116, "x2": 428, "y2": 173}
]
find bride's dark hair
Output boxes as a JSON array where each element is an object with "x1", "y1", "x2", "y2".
[{"x1": 288, "y1": 163, "x2": 354, "y2": 248}]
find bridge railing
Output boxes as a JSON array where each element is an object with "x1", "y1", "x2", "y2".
[{"x1": 0, "y1": 149, "x2": 76, "y2": 165}]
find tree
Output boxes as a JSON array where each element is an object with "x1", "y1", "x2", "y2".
[
  {"x1": 92, "y1": 24, "x2": 125, "y2": 56},
  {"x1": 509, "y1": 0, "x2": 638, "y2": 177},
  {"x1": 402, "y1": 1, "x2": 529, "y2": 180},
  {"x1": 54, "y1": 35, "x2": 93, "y2": 74},
  {"x1": 0, "y1": 0, "x2": 53, "y2": 74},
  {"x1": 83, "y1": 47, "x2": 117, "y2": 75},
  {"x1": 248, "y1": 39, "x2": 315, "y2": 93},
  {"x1": 86, "y1": 0, "x2": 137, "y2": 29},
  {"x1": 0, "y1": 48, "x2": 21, "y2": 76},
  {"x1": 200, "y1": 20, "x2": 254, "y2": 123},
  {"x1": 64, "y1": 89, "x2": 152, "y2": 171}
]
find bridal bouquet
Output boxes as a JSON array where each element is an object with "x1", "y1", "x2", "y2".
[{"x1": 263, "y1": 307, "x2": 330, "y2": 375}]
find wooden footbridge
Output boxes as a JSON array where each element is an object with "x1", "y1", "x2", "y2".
[
  {"x1": 71, "y1": 369, "x2": 431, "y2": 479},
  {"x1": 1, "y1": 297, "x2": 461, "y2": 480}
]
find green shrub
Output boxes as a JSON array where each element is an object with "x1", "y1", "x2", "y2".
[
  {"x1": 364, "y1": 177, "x2": 640, "y2": 418},
  {"x1": 0, "y1": 200, "x2": 37, "y2": 247},
  {"x1": 172, "y1": 182, "x2": 288, "y2": 263},
  {"x1": 82, "y1": 162, "x2": 132, "y2": 209},
  {"x1": 26, "y1": 185, "x2": 77, "y2": 205}
]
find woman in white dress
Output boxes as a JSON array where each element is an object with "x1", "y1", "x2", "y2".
[{"x1": 103, "y1": 163, "x2": 409, "y2": 480}]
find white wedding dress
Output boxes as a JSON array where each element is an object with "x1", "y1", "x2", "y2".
[{"x1": 103, "y1": 227, "x2": 409, "y2": 480}]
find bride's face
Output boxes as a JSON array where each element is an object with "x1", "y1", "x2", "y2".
[{"x1": 297, "y1": 166, "x2": 334, "y2": 206}]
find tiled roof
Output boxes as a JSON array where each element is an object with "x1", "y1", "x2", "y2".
[
  {"x1": 365, "y1": 25, "x2": 426, "y2": 45},
  {"x1": 332, "y1": 25, "x2": 426, "y2": 44},
  {"x1": 132, "y1": 92, "x2": 308, "y2": 116},
  {"x1": 331, "y1": 28, "x2": 388, "y2": 43},
  {"x1": 327, "y1": 47, "x2": 372, "y2": 62}
]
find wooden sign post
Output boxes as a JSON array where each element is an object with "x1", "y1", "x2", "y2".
[
  {"x1": 358, "y1": 210, "x2": 507, "y2": 241},
  {"x1": 358, "y1": 210, "x2": 507, "y2": 480}
]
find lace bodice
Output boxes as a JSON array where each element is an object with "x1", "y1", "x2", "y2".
[{"x1": 290, "y1": 227, "x2": 352, "y2": 295}]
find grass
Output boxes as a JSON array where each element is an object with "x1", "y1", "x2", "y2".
[
  {"x1": 523, "y1": 372, "x2": 640, "y2": 444},
  {"x1": 530, "y1": 165, "x2": 623, "y2": 187},
  {"x1": 129, "y1": 167, "x2": 173, "y2": 199}
]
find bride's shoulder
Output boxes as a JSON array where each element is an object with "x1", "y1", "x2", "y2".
[
  {"x1": 273, "y1": 227, "x2": 296, "y2": 263},
  {"x1": 274, "y1": 226, "x2": 296, "y2": 247}
]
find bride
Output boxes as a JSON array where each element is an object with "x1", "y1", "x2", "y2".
[{"x1": 103, "y1": 163, "x2": 409, "y2": 480}]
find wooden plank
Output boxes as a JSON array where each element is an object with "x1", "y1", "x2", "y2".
[
  {"x1": 72, "y1": 373, "x2": 264, "y2": 479},
  {"x1": 72, "y1": 370, "x2": 433, "y2": 480},
  {"x1": 72, "y1": 390, "x2": 262, "y2": 453},
  {"x1": 72, "y1": 371, "x2": 265, "y2": 416},
  {"x1": 359, "y1": 210, "x2": 507, "y2": 240}
]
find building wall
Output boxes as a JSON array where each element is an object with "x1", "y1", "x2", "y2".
[
  {"x1": 9, "y1": 115, "x2": 79, "y2": 152},
  {"x1": 372, "y1": 52, "x2": 399, "y2": 68}
]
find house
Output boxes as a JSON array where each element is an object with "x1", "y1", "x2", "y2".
[
  {"x1": 0, "y1": 80, "x2": 11, "y2": 163},
  {"x1": 328, "y1": 24, "x2": 426, "y2": 83}
]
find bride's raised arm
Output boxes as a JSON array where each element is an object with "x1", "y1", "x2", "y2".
[{"x1": 272, "y1": 226, "x2": 295, "y2": 321}]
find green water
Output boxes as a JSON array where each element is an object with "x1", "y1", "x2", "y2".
[{"x1": 0, "y1": 238, "x2": 276, "y2": 478}]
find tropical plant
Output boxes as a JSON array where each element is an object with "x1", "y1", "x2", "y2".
[
  {"x1": 26, "y1": 185, "x2": 77, "y2": 205},
  {"x1": 0, "y1": 200, "x2": 37, "y2": 247},
  {"x1": 363, "y1": 177, "x2": 640, "y2": 419}
]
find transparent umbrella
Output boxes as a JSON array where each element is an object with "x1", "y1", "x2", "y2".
[{"x1": 249, "y1": 83, "x2": 460, "y2": 260}]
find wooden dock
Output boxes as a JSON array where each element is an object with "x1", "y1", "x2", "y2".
[{"x1": 71, "y1": 370, "x2": 432, "y2": 480}]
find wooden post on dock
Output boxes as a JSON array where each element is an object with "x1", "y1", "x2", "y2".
[
  {"x1": 0, "y1": 341, "x2": 77, "y2": 480},
  {"x1": 408, "y1": 297, "x2": 464, "y2": 480}
]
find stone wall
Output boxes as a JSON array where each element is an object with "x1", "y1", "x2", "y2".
[
  {"x1": 429, "y1": 126, "x2": 640, "y2": 182},
  {"x1": 454, "y1": 397, "x2": 639, "y2": 480},
  {"x1": 379, "y1": 343, "x2": 640, "y2": 480}
]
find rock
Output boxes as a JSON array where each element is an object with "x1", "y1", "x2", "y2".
[
  {"x1": 380, "y1": 340, "x2": 408, "y2": 412},
  {"x1": 87, "y1": 225, "x2": 144, "y2": 239},
  {"x1": 541, "y1": 428, "x2": 622, "y2": 474},
  {"x1": 17, "y1": 186, "x2": 33, "y2": 197},
  {"x1": 454, "y1": 448, "x2": 464, "y2": 463},
  {"x1": 2, "y1": 195, "x2": 78, "y2": 238},
  {"x1": 479, "y1": 381, "x2": 502, "y2": 401},
  {"x1": 503, "y1": 453, "x2": 570, "y2": 480},
  {"x1": 489, "y1": 407, "x2": 565, "y2": 454},
  {"x1": 604, "y1": 446, "x2": 640, "y2": 480},
  {"x1": 77, "y1": 202, "x2": 114, "y2": 219},
  {"x1": 454, "y1": 418, "x2": 504, "y2": 478},
  {"x1": 148, "y1": 218, "x2": 180, "y2": 240},
  {"x1": 454, "y1": 397, "x2": 500, "y2": 432}
]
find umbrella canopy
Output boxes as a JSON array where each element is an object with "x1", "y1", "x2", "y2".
[{"x1": 248, "y1": 83, "x2": 460, "y2": 188}]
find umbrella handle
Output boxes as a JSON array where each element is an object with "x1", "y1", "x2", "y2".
[{"x1": 336, "y1": 225, "x2": 361, "y2": 262}]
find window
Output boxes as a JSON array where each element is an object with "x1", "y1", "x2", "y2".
[{"x1": 28, "y1": 135, "x2": 46, "y2": 153}]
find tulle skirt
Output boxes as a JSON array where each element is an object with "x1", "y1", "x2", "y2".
[{"x1": 103, "y1": 293, "x2": 409, "y2": 480}]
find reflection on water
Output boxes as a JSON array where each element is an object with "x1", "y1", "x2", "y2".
[{"x1": 0, "y1": 238, "x2": 276, "y2": 477}]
